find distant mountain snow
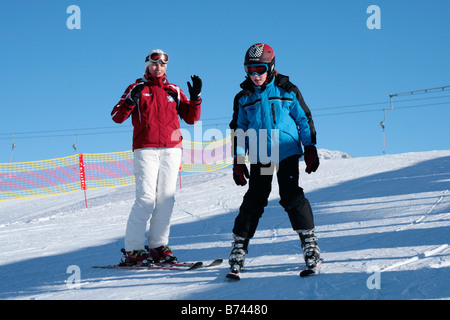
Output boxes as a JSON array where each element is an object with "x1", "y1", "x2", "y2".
[{"x1": 317, "y1": 148, "x2": 352, "y2": 159}]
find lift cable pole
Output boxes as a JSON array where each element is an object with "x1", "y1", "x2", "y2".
[{"x1": 383, "y1": 85, "x2": 449, "y2": 154}]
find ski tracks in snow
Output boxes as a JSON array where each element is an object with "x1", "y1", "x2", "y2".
[
  {"x1": 396, "y1": 189, "x2": 449, "y2": 232},
  {"x1": 381, "y1": 244, "x2": 449, "y2": 272}
]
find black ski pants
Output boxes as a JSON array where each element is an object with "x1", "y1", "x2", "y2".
[{"x1": 232, "y1": 155, "x2": 315, "y2": 239}]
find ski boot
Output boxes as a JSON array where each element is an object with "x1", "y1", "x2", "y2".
[
  {"x1": 298, "y1": 229, "x2": 321, "y2": 269},
  {"x1": 120, "y1": 248, "x2": 154, "y2": 266},
  {"x1": 228, "y1": 234, "x2": 249, "y2": 274},
  {"x1": 147, "y1": 245, "x2": 178, "y2": 263}
]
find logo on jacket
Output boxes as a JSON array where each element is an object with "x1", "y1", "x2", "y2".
[{"x1": 167, "y1": 95, "x2": 174, "y2": 102}]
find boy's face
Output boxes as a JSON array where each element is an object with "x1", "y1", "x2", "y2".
[{"x1": 249, "y1": 72, "x2": 267, "y2": 86}]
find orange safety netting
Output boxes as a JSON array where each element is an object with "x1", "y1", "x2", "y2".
[{"x1": 0, "y1": 136, "x2": 233, "y2": 201}]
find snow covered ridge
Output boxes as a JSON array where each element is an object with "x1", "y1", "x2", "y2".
[
  {"x1": 0, "y1": 149, "x2": 449, "y2": 300},
  {"x1": 317, "y1": 148, "x2": 352, "y2": 160}
]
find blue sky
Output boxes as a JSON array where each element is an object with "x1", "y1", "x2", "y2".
[{"x1": 1, "y1": 0, "x2": 449, "y2": 163}]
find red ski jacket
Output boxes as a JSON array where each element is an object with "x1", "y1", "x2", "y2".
[{"x1": 111, "y1": 74, "x2": 201, "y2": 150}]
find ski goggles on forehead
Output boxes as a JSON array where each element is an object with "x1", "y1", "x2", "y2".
[
  {"x1": 245, "y1": 63, "x2": 268, "y2": 76},
  {"x1": 146, "y1": 52, "x2": 169, "y2": 64}
]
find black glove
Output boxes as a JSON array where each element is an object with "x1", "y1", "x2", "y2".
[
  {"x1": 126, "y1": 83, "x2": 145, "y2": 106},
  {"x1": 232, "y1": 158, "x2": 249, "y2": 186},
  {"x1": 304, "y1": 145, "x2": 320, "y2": 174},
  {"x1": 187, "y1": 75, "x2": 202, "y2": 101}
]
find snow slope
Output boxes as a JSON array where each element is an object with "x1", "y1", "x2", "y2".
[{"x1": 0, "y1": 150, "x2": 449, "y2": 300}]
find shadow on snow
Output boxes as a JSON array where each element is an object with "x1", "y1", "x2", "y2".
[{"x1": 0, "y1": 155, "x2": 449, "y2": 299}]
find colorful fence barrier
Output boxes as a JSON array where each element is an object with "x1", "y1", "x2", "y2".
[{"x1": 0, "y1": 136, "x2": 233, "y2": 201}]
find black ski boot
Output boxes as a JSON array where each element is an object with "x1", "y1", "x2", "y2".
[
  {"x1": 298, "y1": 229, "x2": 321, "y2": 269},
  {"x1": 228, "y1": 234, "x2": 249, "y2": 273}
]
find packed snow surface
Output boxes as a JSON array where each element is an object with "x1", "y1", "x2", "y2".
[{"x1": 0, "y1": 150, "x2": 449, "y2": 300}]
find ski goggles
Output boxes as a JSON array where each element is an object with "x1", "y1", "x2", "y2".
[
  {"x1": 245, "y1": 63, "x2": 268, "y2": 76},
  {"x1": 146, "y1": 52, "x2": 169, "y2": 64}
]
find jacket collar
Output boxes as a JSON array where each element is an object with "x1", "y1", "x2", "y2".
[
  {"x1": 140, "y1": 73, "x2": 169, "y2": 86},
  {"x1": 240, "y1": 75, "x2": 276, "y2": 94},
  {"x1": 274, "y1": 73, "x2": 290, "y2": 87}
]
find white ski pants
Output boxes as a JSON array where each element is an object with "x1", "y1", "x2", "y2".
[{"x1": 125, "y1": 147, "x2": 181, "y2": 251}]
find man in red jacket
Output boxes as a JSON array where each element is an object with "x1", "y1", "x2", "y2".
[{"x1": 111, "y1": 49, "x2": 202, "y2": 265}]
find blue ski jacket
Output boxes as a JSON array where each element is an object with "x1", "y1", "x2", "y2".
[{"x1": 230, "y1": 74, "x2": 316, "y2": 163}]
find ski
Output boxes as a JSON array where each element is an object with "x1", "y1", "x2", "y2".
[
  {"x1": 93, "y1": 258, "x2": 222, "y2": 271},
  {"x1": 299, "y1": 259, "x2": 323, "y2": 277},
  {"x1": 225, "y1": 271, "x2": 241, "y2": 281},
  {"x1": 169, "y1": 258, "x2": 223, "y2": 268},
  {"x1": 205, "y1": 258, "x2": 224, "y2": 267},
  {"x1": 92, "y1": 261, "x2": 202, "y2": 271},
  {"x1": 225, "y1": 264, "x2": 242, "y2": 281}
]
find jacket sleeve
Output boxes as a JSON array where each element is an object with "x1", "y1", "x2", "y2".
[
  {"x1": 289, "y1": 94, "x2": 314, "y2": 147},
  {"x1": 230, "y1": 92, "x2": 250, "y2": 158},
  {"x1": 178, "y1": 89, "x2": 201, "y2": 125},
  {"x1": 229, "y1": 93, "x2": 241, "y2": 158},
  {"x1": 111, "y1": 84, "x2": 136, "y2": 124},
  {"x1": 291, "y1": 86, "x2": 317, "y2": 144},
  {"x1": 277, "y1": 75, "x2": 317, "y2": 144}
]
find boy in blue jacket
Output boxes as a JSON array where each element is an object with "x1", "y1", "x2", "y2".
[{"x1": 228, "y1": 43, "x2": 321, "y2": 275}]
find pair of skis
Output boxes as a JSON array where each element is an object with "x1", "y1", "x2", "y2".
[
  {"x1": 93, "y1": 258, "x2": 223, "y2": 271},
  {"x1": 94, "y1": 253, "x2": 322, "y2": 279},
  {"x1": 226, "y1": 259, "x2": 323, "y2": 281}
]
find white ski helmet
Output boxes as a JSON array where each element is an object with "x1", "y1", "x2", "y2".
[{"x1": 145, "y1": 49, "x2": 169, "y2": 70}]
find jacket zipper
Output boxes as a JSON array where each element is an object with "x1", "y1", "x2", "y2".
[{"x1": 271, "y1": 103, "x2": 276, "y2": 124}]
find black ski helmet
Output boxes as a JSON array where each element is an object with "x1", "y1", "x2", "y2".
[{"x1": 244, "y1": 43, "x2": 275, "y2": 74}]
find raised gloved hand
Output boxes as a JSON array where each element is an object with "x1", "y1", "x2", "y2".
[
  {"x1": 187, "y1": 75, "x2": 202, "y2": 101},
  {"x1": 304, "y1": 145, "x2": 320, "y2": 174},
  {"x1": 233, "y1": 157, "x2": 249, "y2": 186},
  {"x1": 126, "y1": 83, "x2": 145, "y2": 106}
]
